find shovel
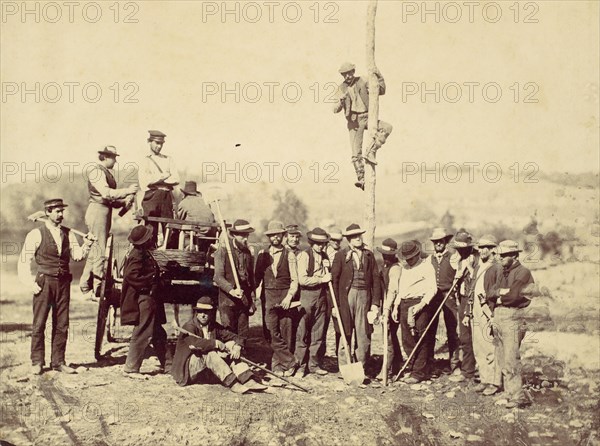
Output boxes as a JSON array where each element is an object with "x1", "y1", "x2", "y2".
[{"x1": 327, "y1": 281, "x2": 365, "y2": 386}]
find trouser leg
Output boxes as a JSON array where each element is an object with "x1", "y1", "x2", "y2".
[
  {"x1": 471, "y1": 298, "x2": 499, "y2": 386},
  {"x1": 125, "y1": 296, "x2": 155, "y2": 371},
  {"x1": 411, "y1": 302, "x2": 433, "y2": 380},
  {"x1": 317, "y1": 293, "x2": 332, "y2": 361},
  {"x1": 80, "y1": 203, "x2": 110, "y2": 294},
  {"x1": 195, "y1": 351, "x2": 237, "y2": 387},
  {"x1": 458, "y1": 297, "x2": 476, "y2": 378},
  {"x1": 307, "y1": 293, "x2": 326, "y2": 370},
  {"x1": 443, "y1": 297, "x2": 460, "y2": 368},
  {"x1": 265, "y1": 290, "x2": 297, "y2": 371},
  {"x1": 31, "y1": 276, "x2": 53, "y2": 366},
  {"x1": 50, "y1": 279, "x2": 71, "y2": 368},
  {"x1": 386, "y1": 319, "x2": 403, "y2": 375},
  {"x1": 349, "y1": 289, "x2": 370, "y2": 364},
  {"x1": 495, "y1": 308, "x2": 526, "y2": 401}
]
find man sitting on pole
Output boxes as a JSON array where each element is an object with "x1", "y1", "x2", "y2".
[{"x1": 333, "y1": 62, "x2": 393, "y2": 190}]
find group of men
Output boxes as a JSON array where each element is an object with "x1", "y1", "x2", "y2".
[
  {"x1": 18, "y1": 117, "x2": 535, "y2": 405},
  {"x1": 192, "y1": 220, "x2": 536, "y2": 408}
]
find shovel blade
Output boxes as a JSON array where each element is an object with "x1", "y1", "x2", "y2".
[{"x1": 339, "y1": 362, "x2": 365, "y2": 386}]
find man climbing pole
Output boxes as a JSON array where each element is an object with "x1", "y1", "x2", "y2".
[{"x1": 333, "y1": 62, "x2": 393, "y2": 190}]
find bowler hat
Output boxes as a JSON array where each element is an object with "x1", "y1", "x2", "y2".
[
  {"x1": 148, "y1": 130, "x2": 166, "y2": 142},
  {"x1": 230, "y1": 219, "x2": 254, "y2": 234},
  {"x1": 265, "y1": 220, "x2": 286, "y2": 236},
  {"x1": 498, "y1": 240, "x2": 522, "y2": 255},
  {"x1": 329, "y1": 228, "x2": 343, "y2": 241},
  {"x1": 44, "y1": 198, "x2": 68, "y2": 210},
  {"x1": 339, "y1": 62, "x2": 356, "y2": 74},
  {"x1": 399, "y1": 240, "x2": 422, "y2": 260},
  {"x1": 450, "y1": 231, "x2": 474, "y2": 248},
  {"x1": 193, "y1": 296, "x2": 215, "y2": 312},
  {"x1": 285, "y1": 224, "x2": 302, "y2": 236},
  {"x1": 477, "y1": 234, "x2": 498, "y2": 248},
  {"x1": 181, "y1": 181, "x2": 201, "y2": 196},
  {"x1": 98, "y1": 145, "x2": 120, "y2": 157},
  {"x1": 376, "y1": 238, "x2": 398, "y2": 255},
  {"x1": 430, "y1": 228, "x2": 452, "y2": 242},
  {"x1": 128, "y1": 225, "x2": 153, "y2": 246},
  {"x1": 307, "y1": 227, "x2": 330, "y2": 244},
  {"x1": 343, "y1": 223, "x2": 366, "y2": 237}
]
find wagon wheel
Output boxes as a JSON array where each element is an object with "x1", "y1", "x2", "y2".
[
  {"x1": 106, "y1": 257, "x2": 124, "y2": 343},
  {"x1": 95, "y1": 233, "x2": 114, "y2": 360}
]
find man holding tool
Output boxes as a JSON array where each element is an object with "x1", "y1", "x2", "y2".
[{"x1": 19, "y1": 199, "x2": 95, "y2": 375}]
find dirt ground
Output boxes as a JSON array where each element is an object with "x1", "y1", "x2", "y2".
[{"x1": 1, "y1": 260, "x2": 599, "y2": 446}]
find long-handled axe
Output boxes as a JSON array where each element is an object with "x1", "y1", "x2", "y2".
[{"x1": 27, "y1": 211, "x2": 95, "y2": 241}]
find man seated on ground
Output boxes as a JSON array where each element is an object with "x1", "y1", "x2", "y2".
[{"x1": 171, "y1": 296, "x2": 267, "y2": 394}]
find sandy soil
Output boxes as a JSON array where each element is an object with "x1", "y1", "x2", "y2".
[{"x1": 1, "y1": 262, "x2": 599, "y2": 446}]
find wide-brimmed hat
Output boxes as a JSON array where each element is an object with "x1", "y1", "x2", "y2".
[
  {"x1": 399, "y1": 240, "x2": 422, "y2": 260},
  {"x1": 193, "y1": 296, "x2": 215, "y2": 312},
  {"x1": 148, "y1": 130, "x2": 166, "y2": 142},
  {"x1": 430, "y1": 227, "x2": 452, "y2": 242},
  {"x1": 128, "y1": 225, "x2": 153, "y2": 246},
  {"x1": 376, "y1": 238, "x2": 398, "y2": 255},
  {"x1": 329, "y1": 228, "x2": 343, "y2": 241},
  {"x1": 265, "y1": 220, "x2": 286, "y2": 236},
  {"x1": 339, "y1": 62, "x2": 356, "y2": 74},
  {"x1": 285, "y1": 224, "x2": 302, "y2": 236},
  {"x1": 498, "y1": 240, "x2": 522, "y2": 255},
  {"x1": 230, "y1": 219, "x2": 254, "y2": 234},
  {"x1": 450, "y1": 231, "x2": 474, "y2": 248},
  {"x1": 181, "y1": 181, "x2": 200, "y2": 196},
  {"x1": 98, "y1": 145, "x2": 120, "y2": 157},
  {"x1": 343, "y1": 223, "x2": 366, "y2": 238},
  {"x1": 44, "y1": 198, "x2": 68, "y2": 210},
  {"x1": 307, "y1": 227, "x2": 330, "y2": 244},
  {"x1": 477, "y1": 234, "x2": 498, "y2": 248}
]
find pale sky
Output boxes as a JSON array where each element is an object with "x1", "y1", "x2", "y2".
[{"x1": 1, "y1": 0, "x2": 598, "y2": 183}]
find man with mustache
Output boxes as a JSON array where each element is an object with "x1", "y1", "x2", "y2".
[
  {"x1": 333, "y1": 62, "x2": 393, "y2": 190},
  {"x1": 19, "y1": 199, "x2": 95, "y2": 375},
  {"x1": 214, "y1": 219, "x2": 256, "y2": 339},
  {"x1": 255, "y1": 220, "x2": 300, "y2": 376}
]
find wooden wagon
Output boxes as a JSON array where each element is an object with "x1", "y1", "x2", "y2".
[{"x1": 94, "y1": 216, "x2": 222, "y2": 360}]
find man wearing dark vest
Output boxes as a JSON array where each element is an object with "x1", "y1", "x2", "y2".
[
  {"x1": 428, "y1": 227, "x2": 460, "y2": 373},
  {"x1": 214, "y1": 219, "x2": 256, "y2": 339},
  {"x1": 137, "y1": 130, "x2": 180, "y2": 246},
  {"x1": 80, "y1": 146, "x2": 139, "y2": 301},
  {"x1": 331, "y1": 223, "x2": 382, "y2": 371},
  {"x1": 255, "y1": 220, "x2": 300, "y2": 376},
  {"x1": 376, "y1": 238, "x2": 404, "y2": 380},
  {"x1": 18, "y1": 199, "x2": 94, "y2": 375},
  {"x1": 294, "y1": 227, "x2": 331, "y2": 377}
]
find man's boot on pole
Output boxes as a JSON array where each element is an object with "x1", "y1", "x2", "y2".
[
  {"x1": 364, "y1": 122, "x2": 393, "y2": 165},
  {"x1": 352, "y1": 159, "x2": 365, "y2": 190}
]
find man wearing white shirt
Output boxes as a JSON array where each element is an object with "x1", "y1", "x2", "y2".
[
  {"x1": 80, "y1": 146, "x2": 139, "y2": 300},
  {"x1": 137, "y1": 130, "x2": 180, "y2": 245},
  {"x1": 391, "y1": 240, "x2": 437, "y2": 383},
  {"x1": 18, "y1": 199, "x2": 94, "y2": 375}
]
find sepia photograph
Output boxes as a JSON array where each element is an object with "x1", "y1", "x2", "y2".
[{"x1": 1, "y1": 1, "x2": 599, "y2": 445}]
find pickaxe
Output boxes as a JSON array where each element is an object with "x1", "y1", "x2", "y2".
[{"x1": 27, "y1": 211, "x2": 95, "y2": 241}]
